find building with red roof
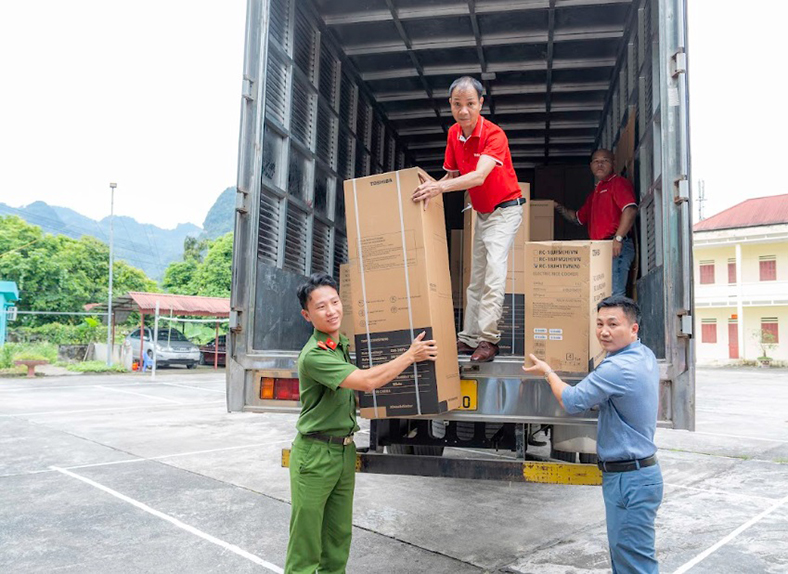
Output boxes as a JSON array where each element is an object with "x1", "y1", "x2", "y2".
[{"x1": 694, "y1": 194, "x2": 788, "y2": 364}]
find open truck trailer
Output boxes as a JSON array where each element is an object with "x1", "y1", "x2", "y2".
[{"x1": 227, "y1": 0, "x2": 694, "y2": 480}]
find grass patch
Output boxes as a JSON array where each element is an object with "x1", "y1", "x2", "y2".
[
  {"x1": 0, "y1": 342, "x2": 58, "y2": 368},
  {"x1": 774, "y1": 458, "x2": 788, "y2": 464},
  {"x1": 66, "y1": 361, "x2": 128, "y2": 373},
  {"x1": 0, "y1": 366, "x2": 30, "y2": 377}
]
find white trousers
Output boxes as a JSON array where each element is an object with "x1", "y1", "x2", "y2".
[{"x1": 458, "y1": 205, "x2": 522, "y2": 346}]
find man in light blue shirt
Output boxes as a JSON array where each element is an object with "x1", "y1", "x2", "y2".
[{"x1": 525, "y1": 295, "x2": 663, "y2": 574}]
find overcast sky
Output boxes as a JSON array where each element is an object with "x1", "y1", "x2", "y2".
[{"x1": 0, "y1": 0, "x2": 785, "y2": 229}]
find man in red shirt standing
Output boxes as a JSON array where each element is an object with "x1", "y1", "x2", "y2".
[
  {"x1": 555, "y1": 149, "x2": 637, "y2": 296},
  {"x1": 412, "y1": 76, "x2": 523, "y2": 362}
]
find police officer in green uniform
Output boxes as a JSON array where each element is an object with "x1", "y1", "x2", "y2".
[{"x1": 285, "y1": 273, "x2": 438, "y2": 574}]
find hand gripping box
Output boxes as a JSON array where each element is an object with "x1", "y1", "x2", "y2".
[
  {"x1": 343, "y1": 167, "x2": 462, "y2": 419},
  {"x1": 525, "y1": 241, "x2": 612, "y2": 373}
]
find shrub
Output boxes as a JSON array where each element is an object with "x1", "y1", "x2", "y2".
[
  {"x1": 0, "y1": 345, "x2": 14, "y2": 369},
  {"x1": 8, "y1": 319, "x2": 105, "y2": 346},
  {"x1": 66, "y1": 361, "x2": 128, "y2": 373},
  {"x1": 0, "y1": 342, "x2": 58, "y2": 365}
]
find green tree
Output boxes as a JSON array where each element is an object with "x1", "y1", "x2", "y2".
[
  {"x1": 192, "y1": 232, "x2": 233, "y2": 297},
  {"x1": 162, "y1": 260, "x2": 199, "y2": 295},
  {"x1": 0, "y1": 216, "x2": 157, "y2": 326},
  {"x1": 183, "y1": 236, "x2": 209, "y2": 263}
]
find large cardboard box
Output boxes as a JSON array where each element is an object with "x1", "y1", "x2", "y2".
[
  {"x1": 529, "y1": 199, "x2": 555, "y2": 241},
  {"x1": 343, "y1": 168, "x2": 461, "y2": 419},
  {"x1": 338, "y1": 263, "x2": 354, "y2": 352},
  {"x1": 525, "y1": 241, "x2": 612, "y2": 373},
  {"x1": 459, "y1": 184, "x2": 530, "y2": 354}
]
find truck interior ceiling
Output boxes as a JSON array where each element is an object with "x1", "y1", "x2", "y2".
[{"x1": 255, "y1": 0, "x2": 665, "y2": 357}]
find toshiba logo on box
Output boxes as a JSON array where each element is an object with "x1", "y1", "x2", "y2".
[{"x1": 370, "y1": 178, "x2": 393, "y2": 186}]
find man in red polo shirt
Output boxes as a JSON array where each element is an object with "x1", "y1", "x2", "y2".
[
  {"x1": 412, "y1": 76, "x2": 523, "y2": 362},
  {"x1": 555, "y1": 149, "x2": 637, "y2": 296}
]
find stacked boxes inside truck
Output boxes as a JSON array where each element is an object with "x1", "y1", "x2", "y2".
[
  {"x1": 529, "y1": 200, "x2": 556, "y2": 241},
  {"x1": 525, "y1": 241, "x2": 612, "y2": 373},
  {"x1": 343, "y1": 168, "x2": 462, "y2": 419}
]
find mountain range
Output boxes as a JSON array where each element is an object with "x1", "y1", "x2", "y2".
[{"x1": 0, "y1": 187, "x2": 236, "y2": 281}]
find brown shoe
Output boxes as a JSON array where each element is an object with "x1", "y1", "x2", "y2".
[
  {"x1": 457, "y1": 340, "x2": 476, "y2": 355},
  {"x1": 470, "y1": 341, "x2": 499, "y2": 362}
]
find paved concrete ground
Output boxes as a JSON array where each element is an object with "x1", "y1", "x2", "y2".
[{"x1": 0, "y1": 367, "x2": 786, "y2": 573}]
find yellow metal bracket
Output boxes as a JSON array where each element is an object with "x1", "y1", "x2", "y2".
[{"x1": 522, "y1": 461, "x2": 602, "y2": 485}]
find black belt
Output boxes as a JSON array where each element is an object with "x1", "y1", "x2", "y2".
[
  {"x1": 598, "y1": 454, "x2": 658, "y2": 473},
  {"x1": 494, "y1": 197, "x2": 526, "y2": 210},
  {"x1": 303, "y1": 432, "x2": 354, "y2": 446}
]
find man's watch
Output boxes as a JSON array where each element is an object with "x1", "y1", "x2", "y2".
[{"x1": 614, "y1": 235, "x2": 624, "y2": 243}]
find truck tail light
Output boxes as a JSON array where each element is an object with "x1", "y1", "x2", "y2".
[
  {"x1": 261, "y1": 377, "x2": 275, "y2": 399},
  {"x1": 260, "y1": 377, "x2": 300, "y2": 400},
  {"x1": 274, "y1": 378, "x2": 300, "y2": 400}
]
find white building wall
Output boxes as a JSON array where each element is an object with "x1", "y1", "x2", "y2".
[
  {"x1": 694, "y1": 227, "x2": 788, "y2": 365},
  {"x1": 694, "y1": 308, "x2": 733, "y2": 363},
  {"x1": 743, "y1": 306, "x2": 788, "y2": 362}
]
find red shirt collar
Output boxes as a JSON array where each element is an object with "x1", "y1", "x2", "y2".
[
  {"x1": 457, "y1": 116, "x2": 485, "y2": 142},
  {"x1": 598, "y1": 173, "x2": 618, "y2": 185}
]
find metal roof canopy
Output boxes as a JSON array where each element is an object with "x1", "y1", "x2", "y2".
[
  {"x1": 88, "y1": 292, "x2": 230, "y2": 318},
  {"x1": 694, "y1": 194, "x2": 788, "y2": 233},
  {"x1": 314, "y1": 0, "x2": 635, "y2": 171}
]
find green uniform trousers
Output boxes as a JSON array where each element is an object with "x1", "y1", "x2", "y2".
[{"x1": 285, "y1": 434, "x2": 356, "y2": 574}]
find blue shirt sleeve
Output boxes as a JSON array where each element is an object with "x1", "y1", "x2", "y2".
[{"x1": 561, "y1": 360, "x2": 628, "y2": 415}]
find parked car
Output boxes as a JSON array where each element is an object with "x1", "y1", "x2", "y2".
[
  {"x1": 199, "y1": 335, "x2": 226, "y2": 366},
  {"x1": 126, "y1": 327, "x2": 200, "y2": 369}
]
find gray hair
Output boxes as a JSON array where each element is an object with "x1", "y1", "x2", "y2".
[{"x1": 448, "y1": 76, "x2": 484, "y2": 99}]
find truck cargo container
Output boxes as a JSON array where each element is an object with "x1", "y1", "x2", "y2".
[{"x1": 227, "y1": 0, "x2": 694, "y2": 472}]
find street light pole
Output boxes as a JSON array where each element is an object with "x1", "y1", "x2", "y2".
[{"x1": 107, "y1": 182, "x2": 117, "y2": 366}]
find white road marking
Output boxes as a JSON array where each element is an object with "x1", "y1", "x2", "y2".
[
  {"x1": 0, "y1": 379, "x2": 224, "y2": 393},
  {"x1": 160, "y1": 382, "x2": 226, "y2": 394},
  {"x1": 2, "y1": 439, "x2": 293, "y2": 478},
  {"x1": 672, "y1": 492, "x2": 788, "y2": 574},
  {"x1": 688, "y1": 430, "x2": 788, "y2": 444},
  {"x1": 99, "y1": 386, "x2": 184, "y2": 404},
  {"x1": 68, "y1": 440, "x2": 293, "y2": 470},
  {"x1": 51, "y1": 466, "x2": 284, "y2": 573},
  {"x1": 664, "y1": 482, "x2": 777, "y2": 503},
  {"x1": 0, "y1": 401, "x2": 225, "y2": 418}
]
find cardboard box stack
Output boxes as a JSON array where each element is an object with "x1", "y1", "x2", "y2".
[
  {"x1": 458, "y1": 184, "x2": 531, "y2": 355},
  {"x1": 528, "y1": 199, "x2": 555, "y2": 241},
  {"x1": 343, "y1": 168, "x2": 462, "y2": 419},
  {"x1": 524, "y1": 241, "x2": 612, "y2": 373}
]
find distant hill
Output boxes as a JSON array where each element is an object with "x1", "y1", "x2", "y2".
[
  {"x1": 202, "y1": 186, "x2": 236, "y2": 239},
  {"x1": 0, "y1": 201, "x2": 202, "y2": 281}
]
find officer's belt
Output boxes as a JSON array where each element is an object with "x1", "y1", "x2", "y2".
[
  {"x1": 598, "y1": 454, "x2": 657, "y2": 473},
  {"x1": 303, "y1": 432, "x2": 354, "y2": 446}
]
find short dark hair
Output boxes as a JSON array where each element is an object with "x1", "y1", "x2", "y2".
[
  {"x1": 597, "y1": 295, "x2": 640, "y2": 325},
  {"x1": 591, "y1": 148, "x2": 615, "y2": 161},
  {"x1": 297, "y1": 273, "x2": 338, "y2": 310},
  {"x1": 449, "y1": 76, "x2": 484, "y2": 99}
]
